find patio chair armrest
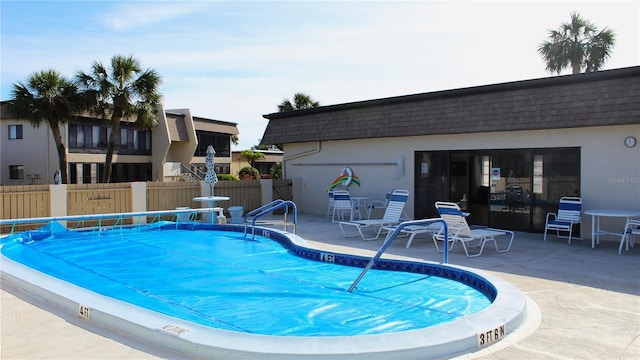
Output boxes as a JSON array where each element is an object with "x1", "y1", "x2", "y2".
[
  {"x1": 368, "y1": 200, "x2": 387, "y2": 208},
  {"x1": 545, "y1": 212, "x2": 557, "y2": 222}
]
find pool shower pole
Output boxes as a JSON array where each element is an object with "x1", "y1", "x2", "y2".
[{"x1": 348, "y1": 218, "x2": 447, "y2": 292}]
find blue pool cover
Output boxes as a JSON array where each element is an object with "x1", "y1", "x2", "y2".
[{"x1": 1, "y1": 224, "x2": 491, "y2": 336}]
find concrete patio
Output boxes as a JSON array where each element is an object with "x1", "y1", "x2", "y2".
[{"x1": 2, "y1": 213, "x2": 639, "y2": 359}]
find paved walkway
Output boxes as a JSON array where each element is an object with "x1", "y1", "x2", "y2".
[{"x1": 2, "y1": 214, "x2": 639, "y2": 359}]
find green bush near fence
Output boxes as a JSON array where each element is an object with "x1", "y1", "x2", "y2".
[
  {"x1": 239, "y1": 167, "x2": 259, "y2": 180},
  {"x1": 218, "y1": 174, "x2": 239, "y2": 181}
]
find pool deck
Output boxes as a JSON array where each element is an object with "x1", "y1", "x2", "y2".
[{"x1": 2, "y1": 213, "x2": 639, "y2": 359}]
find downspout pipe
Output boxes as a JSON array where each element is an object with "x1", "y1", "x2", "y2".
[{"x1": 282, "y1": 141, "x2": 321, "y2": 178}]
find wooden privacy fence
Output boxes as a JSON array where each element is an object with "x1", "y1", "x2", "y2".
[
  {"x1": 215, "y1": 180, "x2": 263, "y2": 211},
  {"x1": 68, "y1": 183, "x2": 132, "y2": 216},
  {"x1": 66, "y1": 183, "x2": 132, "y2": 227},
  {"x1": 147, "y1": 182, "x2": 201, "y2": 211},
  {"x1": 1, "y1": 179, "x2": 293, "y2": 233},
  {"x1": 0, "y1": 185, "x2": 50, "y2": 233},
  {"x1": 271, "y1": 180, "x2": 293, "y2": 214},
  {"x1": 272, "y1": 180, "x2": 293, "y2": 202}
]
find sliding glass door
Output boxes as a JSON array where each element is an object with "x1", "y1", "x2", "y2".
[
  {"x1": 488, "y1": 150, "x2": 532, "y2": 231},
  {"x1": 414, "y1": 151, "x2": 449, "y2": 219},
  {"x1": 413, "y1": 147, "x2": 580, "y2": 232}
]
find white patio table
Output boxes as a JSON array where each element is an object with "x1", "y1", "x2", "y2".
[
  {"x1": 584, "y1": 209, "x2": 640, "y2": 249},
  {"x1": 350, "y1": 196, "x2": 371, "y2": 221},
  {"x1": 194, "y1": 196, "x2": 230, "y2": 223}
]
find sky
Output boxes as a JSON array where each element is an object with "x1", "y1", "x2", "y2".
[{"x1": 1, "y1": 1, "x2": 638, "y2": 150}]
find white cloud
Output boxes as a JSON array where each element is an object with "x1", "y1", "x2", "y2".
[
  {"x1": 100, "y1": 2, "x2": 212, "y2": 31},
  {"x1": 1, "y1": 1, "x2": 638, "y2": 150}
]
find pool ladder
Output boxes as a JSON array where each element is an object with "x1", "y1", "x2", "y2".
[
  {"x1": 348, "y1": 218, "x2": 448, "y2": 292},
  {"x1": 243, "y1": 199, "x2": 297, "y2": 240}
]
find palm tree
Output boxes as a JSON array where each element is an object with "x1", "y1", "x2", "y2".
[
  {"x1": 538, "y1": 12, "x2": 615, "y2": 74},
  {"x1": 8, "y1": 70, "x2": 88, "y2": 184},
  {"x1": 277, "y1": 92, "x2": 320, "y2": 112},
  {"x1": 240, "y1": 150, "x2": 265, "y2": 169},
  {"x1": 75, "y1": 55, "x2": 162, "y2": 182}
]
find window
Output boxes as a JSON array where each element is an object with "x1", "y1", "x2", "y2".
[
  {"x1": 9, "y1": 125, "x2": 23, "y2": 139},
  {"x1": 9, "y1": 165, "x2": 24, "y2": 180},
  {"x1": 127, "y1": 129, "x2": 134, "y2": 149},
  {"x1": 98, "y1": 127, "x2": 108, "y2": 147},
  {"x1": 68, "y1": 125, "x2": 77, "y2": 147},
  {"x1": 120, "y1": 128, "x2": 128, "y2": 147},
  {"x1": 77, "y1": 125, "x2": 85, "y2": 147},
  {"x1": 195, "y1": 131, "x2": 231, "y2": 157},
  {"x1": 92, "y1": 127, "x2": 100, "y2": 147},
  {"x1": 68, "y1": 122, "x2": 150, "y2": 155}
]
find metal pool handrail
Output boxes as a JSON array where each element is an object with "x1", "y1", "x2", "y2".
[
  {"x1": 0, "y1": 208, "x2": 223, "y2": 235},
  {"x1": 348, "y1": 218, "x2": 448, "y2": 293},
  {"x1": 244, "y1": 199, "x2": 286, "y2": 221},
  {"x1": 244, "y1": 200, "x2": 297, "y2": 239}
]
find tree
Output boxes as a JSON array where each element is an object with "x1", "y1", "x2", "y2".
[
  {"x1": 277, "y1": 92, "x2": 319, "y2": 112},
  {"x1": 269, "y1": 163, "x2": 282, "y2": 179},
  {"x1": 8, "y1": 70, "x2": 88, "y2": 184},
  {"x1": 75, "y1": 55, "x2": 162, "y2": 182},
  {"x1": 538, "y1": 12, "x2": 615, "y2": 74},
  {"x1": 240, "y1": 150, "x2": 265, "y2": 169}
]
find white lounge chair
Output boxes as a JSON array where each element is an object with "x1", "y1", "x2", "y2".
[
  {"x1": 384, "y1": 211, "x2": 470, "y2": 248},
  {"x1": 339, "y1": 189, "x2": 409, "y2": 240},
  {"x1": 382, "y1": 223, "x2": 444, "y2": 248},
  {"x1": 366, "y1": 190, "x2": 411, "y2": 220},
  {"x1": 543, "y1": 196, "x2": 582, "y2": 244},
  {"x1": 434, "y1": 201, "x2": 514, "y2": 257},
  {"x1": 619, "y1": 219, "x2": 640, "y2": 255}
]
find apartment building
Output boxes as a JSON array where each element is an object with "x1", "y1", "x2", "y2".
[{"x1": 0, "y1": 104, "x2": 238, "y2": 184}]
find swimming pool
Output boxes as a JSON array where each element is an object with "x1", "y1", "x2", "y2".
[{"x1": 1, "y1": 219, "x2": 527, "y2": 359}]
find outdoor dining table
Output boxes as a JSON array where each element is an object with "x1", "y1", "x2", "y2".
[{"x1": 584, "y1": 209, "x2": 640, "y2": 248}]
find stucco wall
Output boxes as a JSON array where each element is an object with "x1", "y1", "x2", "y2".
[
  {"x1": 284, "y1": 124, "x2": 640, "y2": 236},
  {"x1": 1, "y1": 119, "x2": 60, "y2": 185}
]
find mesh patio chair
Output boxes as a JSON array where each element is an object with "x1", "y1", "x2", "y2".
[
  {"x1": 543, "y1": 196, "x2": 582, "y2": 244},
  {"x1": 619, "y1": 219, "x2": 640, "y2": 255}
]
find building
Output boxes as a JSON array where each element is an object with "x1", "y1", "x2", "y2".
[
  {"x1": 0, "y1": 104, "x2": 238, "y2": 184},
  {"x1": 231, "y1": 147, "x2": 283, "y2": 177},
  {"x1": 261, "y1": 66, "x2": 640, "y2": 233}
]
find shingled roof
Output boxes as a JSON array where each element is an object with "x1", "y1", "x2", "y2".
[{"x1": 261, "y1": 66, "x2": 640, "y2": 145}]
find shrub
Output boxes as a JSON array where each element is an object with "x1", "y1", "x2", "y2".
[
  {"x1": 270, "y1": 163, "x2": 282, "y2": 179},
  {"x1": 239, "y1": 167, "x2": 259, "y2": 180},
  {"x1": 217, "y1": 173, "x2": 239, "y2": 181}
]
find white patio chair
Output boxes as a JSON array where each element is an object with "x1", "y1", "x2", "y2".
[
  {"x1": 434, "y1": 201, "x2": 514, "y2": 257},
  {"x1": 339, "y1": 189, "x2": 409, "y2": 240},
  {"x1": 366, "y1": 191, "x2": 391, "y2": 219},
  {"x1": 326, "y1": 189, "x2": 335, "y2": 219},
  {"x1": 331, "y1": 190, "x2": 359, "y2": 223},
  {"x1": 543, "y1": 196, "x2": 582, "y2": 244},
  {"x1": 619, "y1": 219, "x2": 640, "y2": 255}
]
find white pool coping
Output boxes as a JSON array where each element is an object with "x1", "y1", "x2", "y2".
[{"x1": 1, "y1": 228, "x2": 528, "y2": 359}]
